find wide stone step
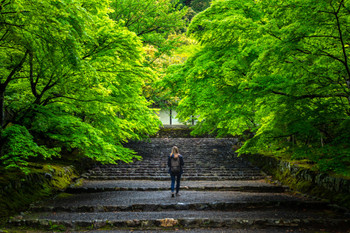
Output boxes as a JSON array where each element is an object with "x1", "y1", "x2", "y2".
[
  {"x1": 9, "y1": 210, "x2": 350, "y2": 231},
  {"x1": 29, "y1": 200, "x2": 331, "y2": 213},
  {"x1": 28, "y1": 190, "x2": 323, "y2": 210},
  {"x1": 96, "y1": 166, "x2": 258, "y2": 169},
  {"x1": 126, "y1": 137, "x2": 238, "y2": 144},
  {"x1": 66, "y1": 186, "x2": 285, "y2": 193},
  {"x1": 89, "y1": 169, "x2": 261, "y2": 176},
  {"x1": 86, "y1": 176, "x2": 266, "y2": 181},
  {"x1": 92, "y1": 167, "x2": 260, "y2": 172},
  {"x1": 92, "y1": 168, "x2": 259, "y2": 173},
  {"x1": 66, "y1": 180, "x2": 287, "y2": 193},
  {"x1": 111, "y1": 158, "x2": 248, "y2": 162},
  {"x1": 89, "y1": 172, "x2": 262, "y2": 176},
  {"x1": 71, "y1": 180, "x2": 282, "y2": 188},
  {"x1": 103, "y1": 164, "x2": 255, "y2": 169},
  {"x1": 87, "y1": 174, "x2": 264, "y2": 179},
  {"x1": 86, "y1": 175, "x2": 265, "y2": 180},
  {"x1": 98, "y1": 162, "x2": 256, "y2": 166}
]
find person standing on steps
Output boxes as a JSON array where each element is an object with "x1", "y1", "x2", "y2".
[{"x1": 168, "y1": 146, "x2": 184, "y2": 197}]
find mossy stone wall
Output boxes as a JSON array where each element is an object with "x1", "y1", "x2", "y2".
[
  {"x1": 153, "y1": 126, "x2": 225, "y2": 138},
  {"x1": 242, "y1": 154, "x2": 350, "y2": 209},
  {"x1": 154, "y1": 126, "x2": 193, "y2": 138},
  {"x1": 0, "y1": 164, "x2": 78, "y2": 223}
]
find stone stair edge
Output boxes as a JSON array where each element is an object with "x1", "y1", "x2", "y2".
[
  {"x1": 65, "y1": 186, "x2": 287, "y2": 193},
  {"x1": 27, "y1": 200, "x2": 335, "y2": 213},
  {"x1": 85, "y1": 177, "x2": 267, "y2": 181},
  {"x1": 9, "y1": 215, "x2": 350, "y2": 232}
]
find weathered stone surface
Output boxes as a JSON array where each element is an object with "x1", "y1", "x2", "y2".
[
  {"x1": 83, "y1": 138, "x2": 263, "y2": 182},
  {"x1": 66, "y1": 180, "x2": 287, "y2": 193},
  {"x1": 242, "y1": 153, "x2": 350, "y2": 209}
]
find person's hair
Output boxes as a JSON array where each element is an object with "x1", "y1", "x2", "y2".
[{"x1": 171, "y1": 146, "x2": 179, "y2": 155}]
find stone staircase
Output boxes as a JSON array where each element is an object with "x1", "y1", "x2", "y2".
[
  {"x1": 86, "y1": 138, "x2": 264, "y2": 181},
  {"x1": 7, "y1": 138, "x2": 350, "y2": 232}
]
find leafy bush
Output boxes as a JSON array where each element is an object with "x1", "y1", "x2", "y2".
[{"x1": 0, "y1": 125, "x2": 60, "y2": 174}]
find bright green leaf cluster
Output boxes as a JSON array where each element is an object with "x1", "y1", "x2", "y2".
[
  {"x1": 0, "y1": 124, "x2": 60, "y2": 174},
  {"x1": 163, "y1": 0, "x2": 350, "y2": 174},
  {"x1": 0, "y1": 0, "x2": 162, "y2": 173}
]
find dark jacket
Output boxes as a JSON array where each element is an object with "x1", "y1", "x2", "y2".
[{"x1": 168, "y1": 154, "x2": 184, "y2": 175}]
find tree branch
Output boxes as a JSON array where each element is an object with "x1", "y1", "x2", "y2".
[
  {"x1": 3, "y1": 49, "x2": 29, "y2": 87},
  {"x1": 0, "y1": 22, "x2": 24, "y2": 28},
  {"x1": 29, "y1": 50, "x2": 39, "y2": 98},
  {"x1": 0, "y1": 29, "x2": 9, "y2": 42},
  {"x1": 137, "y1": 26, "x2": 161, "y2": 37},
  {"x1": 271, "y1": 90, "x2": 348, "y2": 99},
  {"x1": 0, "y1": 11, "x2": 30, "y2": 14},
  {"x1": 333, "y1": 0, "x2": 350, "y2": 103}
]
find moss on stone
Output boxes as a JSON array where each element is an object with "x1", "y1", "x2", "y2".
[
  {"x1": 243, "y1": 153, "x2": 350, "y2": 209},
  {"x1": 69, "y1": 178, "x2": 84, "y2": 188},
  {"x1": 56, "y1": 192, "x2": 73, "y2": 199},
  {"x1": 0, "y1": 163, "x2": 78, "y2": 225}
]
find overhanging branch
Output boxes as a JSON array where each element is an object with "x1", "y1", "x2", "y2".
[{"x1": 271, "y1": 90, "x2": 348, "y2": 99}]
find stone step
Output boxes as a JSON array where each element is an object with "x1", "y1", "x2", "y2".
[
  {"x1": 102, "y1": 163, "x2": 255, "y2": 168},
  {"x1": 86, "y1": 176, "x2": 266, "y2": 181},
  {"x1": 135, "y1": 152, "x2": 238, "y2": 155},
  {"x1": 98, "y1": 162, "x2": 255, "y2": 166},
  {"x1": 125, "y1": 138, "x2": 238, "y2": 144},
  {"x1": 66, "y1": 186, "x2": 286, "y2": 193},
  {"x1": 92, "y1": 167, "x2": 260, "y2": 171},
  {"x1": 86, "y1": 175, "x2": 264, "y2": 180},
  {"x1": 67, "y1": 183, "x2": 286, "y2": 193},
  {"x1": 93, "y1": 168, "x2": 258, "y2": 173},
  {"x1": 67, "y1": 180, "x2": 285, "y2": 193},
  {"x1": 28, "y1": 190, "x2": 325, "y2": 210},
  {"x1": 92, "y1": 165, "x2": 260, "y2": 169},
  {"x1": 14, "y1": 229, "x2": 340, "y2": 233},
  {"x1": 89, "y1": 172, "x2": 262, "y2": 176},
  {"x1": 88, "y1": 172, "x2": 263, "y2": 176},
  {"x1": 9, "y1": 210, "x2": 350, "y2": 231},
  {"x1": 28, "y1": 200, "x2": 333, "y2": 213},
  {"x1": 133, "y1": 152, "x2": 237, "y2": 155},
  {"x1": 87, "y1": 174, "x2": 264, "y2": 179}
]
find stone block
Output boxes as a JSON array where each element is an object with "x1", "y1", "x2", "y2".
[{"x1": 158, "y1": 218, "x2": 178, "y2": 227}]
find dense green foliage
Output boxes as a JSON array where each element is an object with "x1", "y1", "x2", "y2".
[
  {"x1": 108, "y1": 0, "x2": 189, "y2": 105},
  {"x1": 0, "y1": 0, "x2": 191, "y2": 173},
  {"x1": 2, "y1": 0, "x2": 349, "y2": 176},
  {"x1": 162, "y1": 0, "x2": 350, "y2": 174},
  {"x1": 110, "y1": 0, "x2": 188, "y2": 66}
]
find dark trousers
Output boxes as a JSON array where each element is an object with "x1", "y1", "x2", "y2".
[{"x1": 170, "y1": 173, "x2": 181, "y2": 193}]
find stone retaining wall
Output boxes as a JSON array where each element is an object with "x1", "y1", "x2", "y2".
[
  {"x1": 153, "y1": 126, "x2": 193, "y2": 138},
  {"x1": 0, "y1": 164, "x2": 78, "y2": 222},
  {"x1": 242, "y1": 154, "x2": 350, "y2": 209},
  {"x1": 153, "y1": 126, "x2": 232, "y2": 138}
]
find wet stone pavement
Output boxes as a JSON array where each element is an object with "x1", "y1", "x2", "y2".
[{"x1": 7, "y1": 138, "x2": 350, "y2": 232}]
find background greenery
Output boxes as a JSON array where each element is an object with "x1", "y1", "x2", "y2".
[
  {"x1": 1, "y1": 0, "x2": 349, "y2": 177},
  {"x1": 0, "y1": 0, "x2": 189, "y2": 174},
  {"x1": 161, "y1": 0, "x2": 350, "y2": 176}
]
